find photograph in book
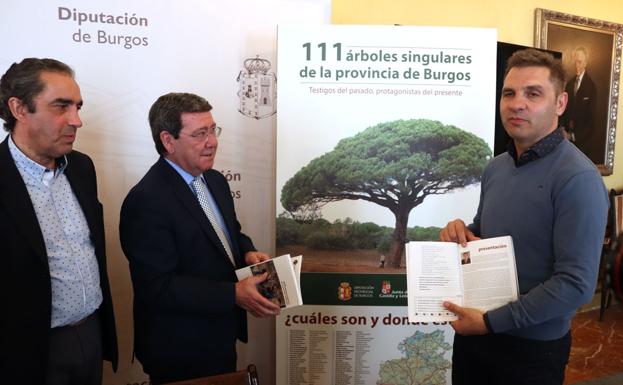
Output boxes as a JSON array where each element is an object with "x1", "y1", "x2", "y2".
[
  {"x1": 236, "y1": 254, "x2": 303, "y2": 308},
  {"x1": 406, "y1": 236, "x2": 519, "y2": 322},
  {"x1": 252, "y1": 259, "x2": 286, "y2": 307}
]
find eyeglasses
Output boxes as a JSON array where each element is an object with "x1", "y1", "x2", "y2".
[{"x1": 179, "y1": 125, "x2": 222, "y2": 142}]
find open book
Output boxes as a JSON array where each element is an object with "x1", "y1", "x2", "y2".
[
  {"x1": 406, "y1": 236, "x2": 518, "y2": 322},
  {"x1": 235, "y1": 254, "x2": 303, "y2": 308}
]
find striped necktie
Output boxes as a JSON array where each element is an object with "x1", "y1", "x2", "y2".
[{"x1": 191, "y1": 177, "x2": 235, "y2": 266}]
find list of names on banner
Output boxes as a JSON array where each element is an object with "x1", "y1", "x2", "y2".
[{"x1": 287, "y1": 329, "x2": 374, "y2": 385}]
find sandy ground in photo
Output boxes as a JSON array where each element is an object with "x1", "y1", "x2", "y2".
[{"x1": 277, "y1": 245, "x2": 406, "y2": 273}]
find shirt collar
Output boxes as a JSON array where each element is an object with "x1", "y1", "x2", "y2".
[
  {"x1": 507, "y1": 127, "x2": 564, "y2": 167},
  {"x1": 163, "y1": 157, "x2": 203, "y2": 186},
  {"x1": 8, "y1": 135, "x2": 68, "y2": 181},
  {"x1": 577, "y1": 71, "x2": 585, "y2": 82}
]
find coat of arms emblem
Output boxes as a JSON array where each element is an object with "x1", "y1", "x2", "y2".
[
  {"x1": 381, "y1": 280, "x2": 392, "y2": 295},
  {"x1": 237, "y1": 55, "x2": 277, "y2": 119}
]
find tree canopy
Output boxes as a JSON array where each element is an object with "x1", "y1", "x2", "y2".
[{"x1": 280, "y1": 119, "x2": 491, "y2": 267}]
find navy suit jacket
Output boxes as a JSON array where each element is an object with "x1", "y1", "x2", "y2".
[
  {"x1": 119, "y1": 157, "x2": 256, "y2": 382},
  {"x1": 563, "y1": 72, "x2": 598, "y2": 159},
  {"x1": 0, "y1": 136, "x2": 118, "y2": 385}
]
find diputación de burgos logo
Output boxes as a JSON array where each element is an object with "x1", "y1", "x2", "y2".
[
  {"x1": 237, "y1": 56, "x2": 277, "y2": 120},
  {"x1": 338, "y1": 282, "x2": 352, "y2": 301}
]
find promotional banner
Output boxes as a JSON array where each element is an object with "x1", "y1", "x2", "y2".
[
  {"x1": 0, "y1": 2, "x2": 328, "y2": 384},
  {"x1": 276, "y1": 25, "x2": 497, "y2": 384},
  {"x1": 277, "y1": 275, "x2": 453, "y2": 385},
  {"x1": 278, "y1": 307, "x2": 451, "y2": 384}
]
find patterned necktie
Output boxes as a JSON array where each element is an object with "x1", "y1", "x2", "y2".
[
  {"x1": 191, "y1": 177, "x2": 235, "y2": 265},
  {"x1": 574, "y1": 76, "x2": 580, "y2": 95}
]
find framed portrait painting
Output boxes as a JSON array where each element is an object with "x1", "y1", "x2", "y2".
[{"x1": 535, "y1": 8, "x2": 623, "y2": 175}]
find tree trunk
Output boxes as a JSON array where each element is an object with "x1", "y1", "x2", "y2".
[{"x1": 388, "y1": 209, "x2": 409, "y2": 268}]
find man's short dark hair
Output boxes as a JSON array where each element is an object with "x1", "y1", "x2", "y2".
[
  {"x1": 0, "y1": 58, "x2": 74, "y2": 132},
  {"x1": 148, "y1": 92, "x2": 213, "y2": 155},
  {"x1": 504, "y1": 49, "x2": 566, "y2": 95}
]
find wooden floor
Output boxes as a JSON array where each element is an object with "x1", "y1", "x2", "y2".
[{"x1": 566, "y1": 301, "x2": 623, "y2": 384}]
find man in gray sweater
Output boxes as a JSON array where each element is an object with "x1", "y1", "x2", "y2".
[{"x1": 440, "y1": 49, "x2": 608, "y2": 385}]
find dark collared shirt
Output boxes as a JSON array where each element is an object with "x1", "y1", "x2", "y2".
[{"x1": 507, "y1": 127, "x2": 565, "y2": 167}]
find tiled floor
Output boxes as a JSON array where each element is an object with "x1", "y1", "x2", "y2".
[{"x1": 566, "y1": 301, "x2": 623, "y2": 384}]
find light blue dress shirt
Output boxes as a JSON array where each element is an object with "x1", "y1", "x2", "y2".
[
  {"x1": 9, "y1": 136, "x2": 102, "y2": 328},
  {"x1": 164, "y1": 158, "x2": 233, "y2": 248}
]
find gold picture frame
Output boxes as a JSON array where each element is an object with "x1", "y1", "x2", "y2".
[{"x1": 535, "y1": 8, "x2": 623, "y2": 175}]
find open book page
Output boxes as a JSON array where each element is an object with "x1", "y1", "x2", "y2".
[
  {"x1": 406, "y1": 236, "x2": 519, "y2": 322},
  {"x1": 406, "y1": 242, "x2": 463, "y2": 322},
  {"x1": 235, "y1": 254, "x2": 303, "y2": 308},
  {"x1": 459, "y1": 236, "x2": 518, "y2": 312}
]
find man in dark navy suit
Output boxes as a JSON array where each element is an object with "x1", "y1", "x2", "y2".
[
  {"x1": 120, "y1": 92, "x2": 280, "y2": 384},
  {"x1": 562, "y1": 46, "x2": 598, "y2": 160}
]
